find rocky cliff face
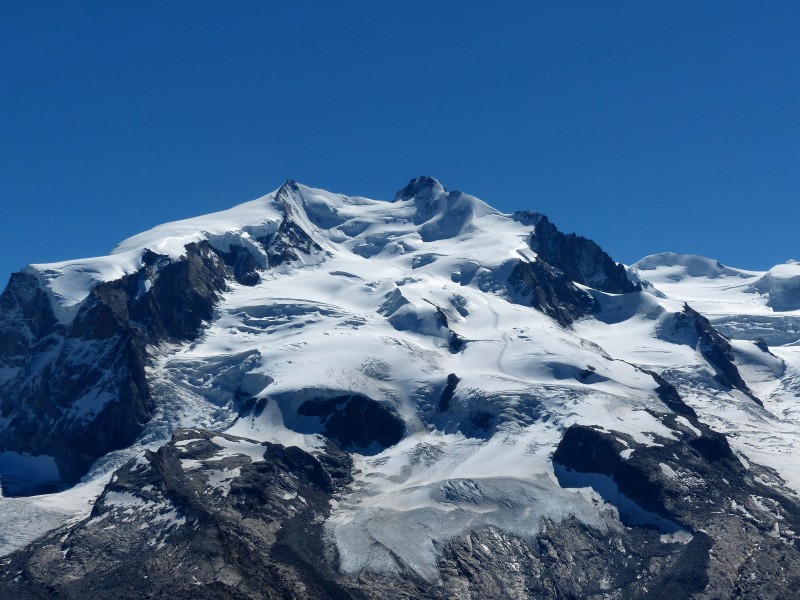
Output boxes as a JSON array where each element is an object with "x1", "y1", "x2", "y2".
[
  {"x1": 526, "y1": 213, "x2": 639, "y2": 295},
  {"x1": 509, "y1": 211, "x2": 639, "y2": 326},
  {"x1": 0, "y1": 241, "x2": 233, "y2": 493},
  {"x1": 665, "y1": 304, "x2": 762, "y2": 405}
]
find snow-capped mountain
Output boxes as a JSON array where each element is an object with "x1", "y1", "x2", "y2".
[{"x1": 1, "y1": 177, "x2": 799, "y2": 598}]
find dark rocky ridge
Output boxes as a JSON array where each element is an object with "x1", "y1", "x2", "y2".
[
  {"x1": 528, "y1": 214, "x2": 640, "y2": 295},
  {"x1": 508, "y1": 211, "x2": 640, "y2": 326},
  {"x1": 0, "y1": 241, "x2": 229, "y2": 493},
  {"x1": 0, "y1": 429, "x2": 359, "y2": 599},
  {"x1": 666, "y1": 304, "x2": 763, "y2": 406},
  {"x1": 638, "y1": 366, "x2": 699, "y2": 420},
  {"x1": 429, "y1": 300, "x2": 466, "y2": 352},
  {"x1": 508, "y1": 259, "x2": 599, "y2": 326}
]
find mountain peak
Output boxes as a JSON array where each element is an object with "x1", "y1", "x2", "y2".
[
  {"x1": 394, "y1": 176, "x2": 446, "y2": 202},
  {"x1": 277, "y1": 178, "x2": 300, "y2": 194},
  {"x1": 274, "y1": 178, "x2": 302, "y2": 207}
]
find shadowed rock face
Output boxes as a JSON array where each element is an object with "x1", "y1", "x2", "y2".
[
  {"x1": 507, "y1": 212, "x2": 640, "y2": 326},
  {"x1": 219, "y1": 244, "x2": 261, "y2": 286},
  {"x1": 0, "y1": 242, "x2": 228, "y2": 494},
  {"x1": 0, "y1": 272, "x2": 59, "y2": 358},
  {"x1": 640, "y1": 368, "x2": 699, "y2": 419},
  {"x1": 262, "y1": 180, "x2": 324, "y2": 267},
  {"x1": 508, "y1": 259, "x2": 598, "y2": 326},
  {"x1": 95, "y1": 241, "x2": 229, "y2": 343},
  {"x1": 297, "y1": 395, "x2": 405, "y2": 455},
  {"x1": 551, "y1": 423, "x2": 800, "y2": 599},
  {"x1": 527, "y1": 214, "x2": 639, "y2": 295}
]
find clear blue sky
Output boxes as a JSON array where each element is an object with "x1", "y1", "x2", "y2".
[{"x1": 2, "y1": 2, "x2": 799, "y2": 286}]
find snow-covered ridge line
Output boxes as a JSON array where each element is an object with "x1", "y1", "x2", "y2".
[
  {"x1": 23, "y1": 191, "x2": 282, "y2": 324},
  {"x1": 631, "y1": 251, "x2": 800, "y2": 315},
  {"x1": 20, "y1": 179, "x2": 507, "y2": 325}
]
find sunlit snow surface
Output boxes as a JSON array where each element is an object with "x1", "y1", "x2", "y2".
[
  {"x1": 3, "y1": 183, "x2": 800, "y2": 578},
  {"x1": 622, "y1": 253, "x2": 800, "y2": 494}
]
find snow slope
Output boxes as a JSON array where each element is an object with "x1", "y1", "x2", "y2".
[{"x1": 622, "y1": 254, "x2": 800, "y2": 491}]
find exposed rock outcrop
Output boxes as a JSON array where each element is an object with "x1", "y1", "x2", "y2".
[
  {"x1": 0, "y1": 241, "x2": 229, "y2": 493},
  {"x1": 0, "y1": 429, "x2": 356, "y2": 599},
  {"x1": 664, "y1": 304, "x2": 763, "y2": 405}
]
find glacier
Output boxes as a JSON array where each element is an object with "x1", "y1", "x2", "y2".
[{"x1": 1, "y1": 177, "x2": 799, "y2": 598}]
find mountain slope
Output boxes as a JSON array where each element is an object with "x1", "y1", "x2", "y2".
[{"x1": 1, "y1": 177, "x2": 799, "y2": 598}]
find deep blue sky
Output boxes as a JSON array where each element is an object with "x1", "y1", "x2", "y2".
[{"x1": 2, "y1": 2, "x2": 799, "y2": 286}]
